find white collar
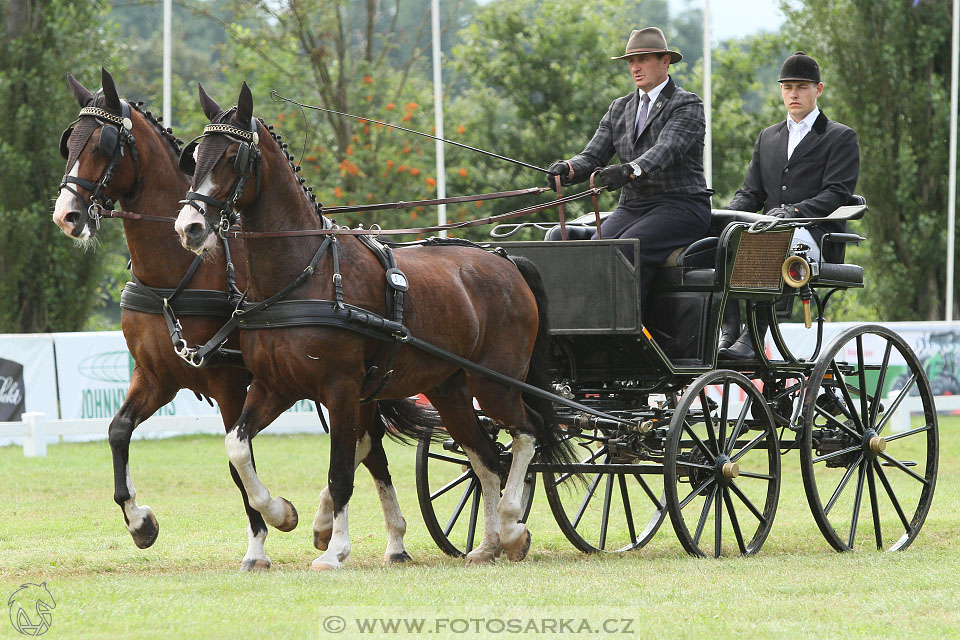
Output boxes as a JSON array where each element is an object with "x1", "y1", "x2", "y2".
[
  {"x1": 639, "y1": 76, "x2": 670, "y2": 107},
  {"x1": 787, "y1": 107, "x2": 820, "y2": 131}
]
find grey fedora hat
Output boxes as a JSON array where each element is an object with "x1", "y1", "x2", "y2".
[{"x1": 611, "y1": 27, "x2": 682, "y2": 63}]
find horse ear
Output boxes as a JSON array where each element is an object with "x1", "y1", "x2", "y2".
[
  {"x1": 198, "y1": 83, "x2": 221, "y2": 121},
  {"x1": 67, "y1": 73, "x2": 94, "y2": 107},
  {"x1": 236, "y1": 82, "x2": 253, "y2": 124},
  {"x1": 100, "y1": 67, "x2": 121, "y2": 110}
]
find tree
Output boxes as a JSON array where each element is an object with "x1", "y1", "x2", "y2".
[
  {"x1": 785, "y1": 0, "x2": 954, "y2": 320},
  {"x1": 0, "y1": 0, "x2": 125, "y2": 332}
]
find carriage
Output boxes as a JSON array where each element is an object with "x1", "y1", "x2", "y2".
[
  {"x1": 414, "y1": 205, "x2": 939, "y2": 558},
  {"x1": 54, "y1": 73, "x2": 938, "y2": 566}
]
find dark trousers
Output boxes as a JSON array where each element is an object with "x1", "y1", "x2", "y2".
[{"x1": 593, "y1": 194, "x2": 712, "y2": 307}]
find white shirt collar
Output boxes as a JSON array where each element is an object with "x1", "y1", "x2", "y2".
[
  {"x1": 639, "y1": 76, "x2": 670, "y2": 107},
  {"x1": 787, "y1": 107, "x2": 820, "y2": 132}
]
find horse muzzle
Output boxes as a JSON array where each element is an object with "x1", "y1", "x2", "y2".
[{"x1": 175, "y1": 205, "x2": 218, "y2": 254}]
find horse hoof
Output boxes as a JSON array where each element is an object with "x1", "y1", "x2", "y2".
[
  {"x1": 314, "y1": 529, "x2": 332, "y2": 551},
  {"x1": 130, "y1": 510, "x2": 159, "y2": 549},
  {"x1": 274, "y1": 498, "x2": 299, "y2": 532},
  {"x1": 310, "y1": 560, "x2": 338, "y2": 571},
  {"x1": 464, "y1": 550, "x2": 496, "y2": 566},
  {"x1": 386, "y1": 551, "x2": 413, "y2": 565},
  {"x1": 240, "y1": 558, "x2": 272, "y2": 572},
  {"x1": 504, "y1": 528, "x2": 532, "y2": 562}
]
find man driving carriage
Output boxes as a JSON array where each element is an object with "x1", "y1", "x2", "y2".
[
  {"x1": 545, "y1": 27, "x2": 712, "y2": 308},
  {"x1": 719, "y1": 51, "x2": 861, "y2": 359}
]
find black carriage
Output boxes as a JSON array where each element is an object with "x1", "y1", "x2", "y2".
[{"x1": 416, "y1": 203, "x2": 939, "y2": 558}]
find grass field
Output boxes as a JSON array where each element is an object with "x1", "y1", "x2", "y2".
[{"x1": 1, "y1": 416, "x2": 958, "y2": 639}]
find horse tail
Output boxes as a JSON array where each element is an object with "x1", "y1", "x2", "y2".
[
  {"x1": 377, "y1": 397, "x2": 445, "y2": 446},
  {"x1": 511, "y1": 256, "x2": 578, "y2": 469}
]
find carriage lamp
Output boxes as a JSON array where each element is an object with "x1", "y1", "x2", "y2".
[{"x1": 782, "y1": 256, "x2": 814, "y2": 328}]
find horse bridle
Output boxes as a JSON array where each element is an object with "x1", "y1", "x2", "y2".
[
  {"x1": 178, "y1": 118, "x2": 261, "y2": 237},
  {"x1": 58, "y1": 98, "x2": 139, "y2": 228}
]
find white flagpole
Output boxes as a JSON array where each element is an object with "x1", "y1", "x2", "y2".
[
  {"x1": 703, "y1": 0, "x2": 712, "y2": 193},
  {"x1": 431, "y1": 0, "x2": 447, "y2": 237},
  {"x1": 947, "y1": 0, "x2": 958, "y2": 320},
  {"x1": 163, "y1": 0, "x2": 172, "y2": 125}
]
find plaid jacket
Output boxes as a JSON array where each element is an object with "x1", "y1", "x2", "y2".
[{"x1": 567, "y1": 77, "x2": 709, "y2": 204}]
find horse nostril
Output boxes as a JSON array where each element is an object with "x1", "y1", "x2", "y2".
[{"x1": 185, "y1": 222, "x2": 206, "y2": 243}]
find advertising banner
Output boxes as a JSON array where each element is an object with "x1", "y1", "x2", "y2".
[{"x1": 0, "y1": 334, "x2": 58, "y2": 419}]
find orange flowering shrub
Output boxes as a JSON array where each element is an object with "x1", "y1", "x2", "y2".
[{"x1": 458, "y1": 168, "x2": 467, "y2": 178}]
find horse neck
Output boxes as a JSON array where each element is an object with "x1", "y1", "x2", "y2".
[
  {"x1": 120, "y1": 123, "x2": 221, "y2": 288},
  {"x1": 240, "y1": 161, "x2": 328, "y2": 300}
]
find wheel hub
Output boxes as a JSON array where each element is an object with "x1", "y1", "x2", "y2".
[{"x1": 714, "y1": 455, "x2": 739, "y2": 485}]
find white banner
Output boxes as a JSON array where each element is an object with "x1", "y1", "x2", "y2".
[{"x1": 0, "y1": 334, "x2": 58, "y2": 419}]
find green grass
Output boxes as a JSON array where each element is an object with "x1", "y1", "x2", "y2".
[{"x1": 1, "y1": 417, "x2": 959, "y2": 639}]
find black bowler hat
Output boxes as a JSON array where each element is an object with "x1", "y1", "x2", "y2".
[{"x1": 779, "y1": 51, "x2": 820, "y2": 83}]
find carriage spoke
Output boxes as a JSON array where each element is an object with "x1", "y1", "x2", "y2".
[
  {"x1": 599, "y1": 472, "x2": 614, "y2": 550},
  {"x1": 725, "y1": 396, "x2": 753, "y2": 457},
  {"x1": 618, "y1": 474, "x2": 638, "y2": 545},
  {"x1": 718, "y1": 381, "x2": 730, "y2": 450},
  {"x1": 466, "y1": 481, "x2": 481, "y2": 551},
  {"x1": 572, "y1": 473, "x2": 603, "y2": 528},
  {"x1": 875, "y1": 374, "x2": 918, "y2": 435},
  {"x1": 823, "y1": 454, "x2": 863, "y2": 516},
  {"x1": 685, "y1": 420, "x2": 716, "y2": 462},
  {"x1": 443, "y1": 478, "x2": 477, "y2": 536},
  {"x1": 680, "y1": 476, "x2": 715, "y2": 510},
  {"x1": 847, "y1": 462, "x2": 867, "y2": 548},
  {"x1": 884, "y1": 423, "x2": 932, "y2": 443},
  {"x1": 814, "y1": 403, "x2": 863, "y2": 441},
  {"x1": 714, "y1": 485, "x2": 723, "y2": 557},
  {"x1": 430, "y1": 469, "x2": 472, "y2": 500},
  {"x1": 873, "y1": 460, "x2": 913, "y2": 533},
  {"x1": 870, "y1": 341, "x2": 893, "y2": 428},
  {"x1": 730, "y1": 430, "x2": 769, "y2": 463},
  {"x1": 723, "y1": 487, "x2": 747, "y2": 555},
  {"x1": 554, "y1": 447, "x2": 607, "y2": 485},
  {"x1": 692, "y1": 484, "x2": 718, "y2": 546},
  {"x1": 856, "y1": 337, "x2": 870, "y2": 429},
  {"x1": 634, "y1": 473, "x2": 663, "y2": 509},
  {"x1": 831, "y1": 361, "x2": 864, "y2": 433},
  {"x1": 812, "y1": 444, "x2": 862, "y2": 465},
  {"x1": 876, "y1": 451, "x2": 930, "y2": 485},
  {"x1": 728, "y1": 481, "x2": 767, "y2": 525},
  {"x1": 866, "y1": 459, "x2": 882, "y2": 550},
  {"x1": 699, "y1": 391, "x2": 720, "y2": 455}
]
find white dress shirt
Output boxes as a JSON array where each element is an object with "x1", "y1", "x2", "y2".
[{"x1": 786, "y1": 108, "x2": 820, "y2": 160}]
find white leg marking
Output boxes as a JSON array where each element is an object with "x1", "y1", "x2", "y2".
[
  {"x1": 499, "y1": 433, "x2": 535, "y2": 555},
  {"x1": 225, "y1": 430, "x2": 290, "y2": 529},
  {"x1": 375, "y1": 480, "x2": 410, "y2": 563},
  {"x1": 121, "y1": 464, "x2": 153, "y2": 531},
  {"x1": 240, "y1": 526, "x2": 271, "y2": 572},
  {"x1": 311, "y1": 505, "x2": 350, "y2": 570},
  {"x1": 460, "y1": 445, "x2": 503, "y2": 565},
  {"x1": 313, "y1": 433, "x2": 370, "y2": 550}
]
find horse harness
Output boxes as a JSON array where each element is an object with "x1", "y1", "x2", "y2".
[{"x1": 59, "y1": 98, "x2": 139, "y2": 226}]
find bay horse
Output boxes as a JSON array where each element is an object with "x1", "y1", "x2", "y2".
[
  {"x1": 52, "y1": 69, "x2": 431, "y2": 569},
  {"x1": 174, "y1": 82, "x2": 574, "y2": 568}
]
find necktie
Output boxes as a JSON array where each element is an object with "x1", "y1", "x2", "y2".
[{"x1": 635, "y1": 93, "x2": 650, "y2": 138}]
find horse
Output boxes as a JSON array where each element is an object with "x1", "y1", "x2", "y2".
[
  {"x1": 52, "y1": 69, "x2": 431, "y2": 570},
  {"x1": 173, "y1": 82, "x2": 575, "y2": 568}
]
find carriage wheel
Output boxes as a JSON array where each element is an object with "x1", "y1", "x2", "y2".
[
  {"x1": 541, "y1": 427, "x2": 666, "y2": 553},
  {"x1": 415, "y1": 425, "x2": 535, "y2": 557},
  {"x1": 664, "y1": 370, "x2": 780, "y2": 557},
  {"x1": 800, "y1": 324, "x2": 938, "y2": 552}
]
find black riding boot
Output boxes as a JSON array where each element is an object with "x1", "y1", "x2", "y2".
[
  {"x1": 718, "y1": 301, "x2": 741, "y2": 351},
  {"x1": 718, "y1": 307, "x2": 770, "y2": 360}
]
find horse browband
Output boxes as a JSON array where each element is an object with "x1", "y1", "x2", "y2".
[
  {"x1": 203, "y1": 123, "x2": 258, "y2": 142},
  {"x1": 79, "y1": 106, "x2": 131, "y2": 129}
]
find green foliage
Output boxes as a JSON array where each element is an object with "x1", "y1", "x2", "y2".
[
  {"x1": 785, "y1": 0, "x2": 954, "y2": 320},
  {"x1": 0, "y1": 0, "x2": 125, "y2": 332}
]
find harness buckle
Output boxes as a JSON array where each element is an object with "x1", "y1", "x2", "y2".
[
  {"x1": 217, "y1": 216, "x2": 232, "y2": 238},
  {"x1": 87, "y1": 203, "x2": 103, "y2": 230}
]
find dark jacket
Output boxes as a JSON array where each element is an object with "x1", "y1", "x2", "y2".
[
  {"x1": 567, "y1": 77, "x2": 710, "y2": 204},
  {"x1": 725, "y1": 111, "x2": 860, "y2": 262}
]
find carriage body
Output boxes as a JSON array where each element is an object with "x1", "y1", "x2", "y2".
[{"x1": 419, "y1": 208, "x2": 938, "y2": 558}]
